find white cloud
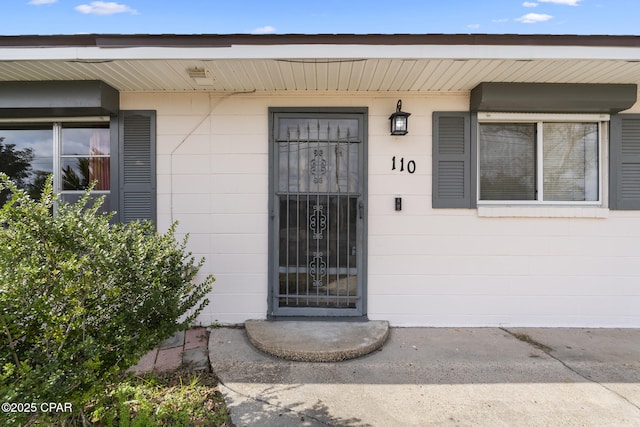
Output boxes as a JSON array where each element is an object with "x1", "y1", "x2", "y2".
[
  {"x1": 467, "y1": 24, "x2": 481, "y2": 29},
  {"x1": 539, "y1": 0, "x2": 581, "y2": 5},
  {"x1": 523, "y1": 1, "x2": 538, "y2": 7},
  {"x1": 492, "y1": 18, "x2": 509, "y2": 23},
  {"x1": 75, "y1": 1, "x2": 137, "y2": 15},
  {"x1": 251, "y1": 25, "x2": 277, "y2": 34},
  {"x1": 28, "y1": 0, "x2": 57, "y2": 4},
  {"x1": 516, "y1": 12, "x2": 553, "y2": 23}
]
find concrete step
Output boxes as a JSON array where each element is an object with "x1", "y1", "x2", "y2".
[{"x1": 244, "y1": 319, "x2": 390, "y2": 362}]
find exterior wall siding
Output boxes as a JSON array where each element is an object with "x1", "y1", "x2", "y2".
[{"x1": 121, "y1": 92, "x2": 640, "y2": 327}]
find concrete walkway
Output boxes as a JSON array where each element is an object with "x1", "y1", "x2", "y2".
[
  {"x1": 129, "y1": 327, "x2": 211, "y2": 374},
  {"x1": 209, "y1": 325, "x2": 640, "y2": 427}
]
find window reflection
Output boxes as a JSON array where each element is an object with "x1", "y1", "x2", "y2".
[
  {"x1": 277, "y1": 118, "x2": 360, "y2": 142},
  {"x1": 479, "y1": 121, "x2": 599, "y2": 202},
  {"x1": 0, "y1": 126, "x2": 53, "y2": 204},
  {"x1": 62, "y1": 157, "x2": 111, "y2": 191},
  {"x1": 279, "y1": 142, "x2": 359, "y2": 194},
  {"x1": 0, "y1": 122, "x2": 110, "y2": 207},
  {"x1": 61, "y1": 124, "x2": 110, "y2": 191},
  {"x1": 479, "y1": 123, "x2": 536, "y2": 201},
  {"x1": 61, "y1": 125, "x2": 110, "y2": 155},
  {"x1": 543, "y1": 123, "x2": 598, "y2": 201}
]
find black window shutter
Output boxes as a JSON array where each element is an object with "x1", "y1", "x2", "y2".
[
  {"x1": 118, "y1": 110, "x2": 156, "y2": 224},
  {"x1": 610, "y1": 114, "x2": 640, "y2": 210},
  {"x1": 432, "y1": 112, "x2": 476, "y2": 208}
]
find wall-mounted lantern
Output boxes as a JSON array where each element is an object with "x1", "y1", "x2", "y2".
[{"x1": 389, "y1": 99, "x2": 410, "y2": 135}]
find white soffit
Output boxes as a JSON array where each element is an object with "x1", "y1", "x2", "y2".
[
  {"x1": 2, "y1": 37, "x2": 640, "y2": 92},
  {"x1": 0, "y1": 58, "x2": 639, "y2": 92}
]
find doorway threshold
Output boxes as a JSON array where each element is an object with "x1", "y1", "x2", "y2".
[{"x1": 244, "y1": 319, "x2": 389, "y2": 362}]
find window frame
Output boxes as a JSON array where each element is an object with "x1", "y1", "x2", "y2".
[
  {"x1": 477, "y1": 112, "x2": 608, "y2": 206},
  {"x1": 0, "y1": 116, "x2": 112, "y2": 210}
]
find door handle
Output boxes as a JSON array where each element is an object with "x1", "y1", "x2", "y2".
[{"x1": 358, "y1": 200, "x2": 364, "y2": 219}]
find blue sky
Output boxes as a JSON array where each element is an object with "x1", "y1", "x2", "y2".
[{"x1": 3, "y1": 0, "x2": 639, "y2": 36}]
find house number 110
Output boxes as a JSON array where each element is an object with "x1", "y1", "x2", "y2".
[{"x1": 392, "y1": 156, "x2": 416, "y2": 174}]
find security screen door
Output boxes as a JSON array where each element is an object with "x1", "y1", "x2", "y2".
[{"x1": 269, "y1": 108, "x2": 367, "y2": 317}]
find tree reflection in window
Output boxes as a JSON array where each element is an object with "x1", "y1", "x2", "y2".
[
  {"x1": 62, "y1": 157, "x2": 90, "y2": 190},
  {"x1": 61, "y1": 125, "x2": 110, "y2": 191},
  {"x1": 0, "y1": 132, "x2": 52, "y2": 205},
  {"x1": 0, "y1": 124, "x2": 109, "y2": 207}
]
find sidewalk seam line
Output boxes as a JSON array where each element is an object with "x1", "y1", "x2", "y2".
[{"x1": 501, "y1": 327, "x2": 640, "y2": 413}]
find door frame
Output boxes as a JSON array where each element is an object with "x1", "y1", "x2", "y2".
[{"x1": 267, "y1": 107, "x2": 368, "y2": 319}]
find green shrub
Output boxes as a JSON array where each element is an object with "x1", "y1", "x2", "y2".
[{"x1": 0, "y1": 174, "x2": 214, "y2": 425}]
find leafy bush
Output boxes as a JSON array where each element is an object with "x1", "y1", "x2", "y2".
[{"x1": 0, "y1": 174, "x2": 214, "y2": 425}]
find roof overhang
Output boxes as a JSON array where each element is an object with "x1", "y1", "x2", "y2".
[
  {"x1": 1, "y1": 34, "x2": 640, "y2": 94},
  {"x1": 4, "y1": 34, "x2": 640, "y2": 61}
]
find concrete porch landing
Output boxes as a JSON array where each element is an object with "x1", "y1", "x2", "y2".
[{"x1": 244, "y1": 320, "x2": 390, "y2": 362}]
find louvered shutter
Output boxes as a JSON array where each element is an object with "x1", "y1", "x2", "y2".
[
  {"x1": 610, "y1": 114, "x2": 640, "y2": 210},
  {"x1": 119, "y1": 110, "x2": 156, "y2": 224},
  {"x1": 432, "y1": 112, "x2": 476, "y2": 208}
]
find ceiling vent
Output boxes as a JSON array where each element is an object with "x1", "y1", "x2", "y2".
[{"x1": 187, "y1": 67, "x2": 214, "y2": 86}]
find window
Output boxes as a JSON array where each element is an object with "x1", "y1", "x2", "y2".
[
  {"x1": 0, "y1": 125, "x2": 53, "y2": 205},
  {"x1": 59, "y1": 123, "x2": 111, "y2": 209},
  {"x1": 0, "y1": 120, "x2": 111, "y2": 210},
  {"x1": 478, "y1": 114, "x2": 603, "y2": 204}
]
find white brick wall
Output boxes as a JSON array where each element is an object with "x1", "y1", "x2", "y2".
[{"x1": 121, "y1": 92, "x2": 640, "y2": 327}]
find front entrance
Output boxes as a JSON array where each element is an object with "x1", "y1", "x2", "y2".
[{"x1": 269, "y1": 108, "x2": 367, "y2": 317}]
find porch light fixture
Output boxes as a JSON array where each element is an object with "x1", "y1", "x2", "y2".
[{"x1": 389, "y1": 99, "x2": 410, "y2": 135}]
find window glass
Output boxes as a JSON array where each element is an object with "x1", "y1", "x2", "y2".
[
  {"x1": 61, "y1": 124, "x2": 110, "y2": 155},
  {"x1": 479, "y1": 123, "x2": 536, "y2": 200},
  {"x1": 61, "y1": 123, "x2": 110, "y2": 191},
  {"x1": 0, "y1": 121, "x2": 110, "y2": 207},
  {"x1": 277, "y1": 118, "x2": 360, "y2": 142},
  {"x1": 278, "y1": 142, "x2": 359, "y2": 193},
  {"x1": 543, "y1": 123, "x2": 598, "y2": 201},
  {"x1": 61, "y1": 157, "x2": 110, "y2": 191},
  {"x1": 479, "y1": 120, "x2": 600, "y2": 203},
  {"x1": 0, "y1": 126, "x2": 53, "y2": 204}
]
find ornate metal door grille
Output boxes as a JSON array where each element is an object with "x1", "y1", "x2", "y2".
[{"x1": 270, "y1": 111, "x2": 366, "y2": 316}]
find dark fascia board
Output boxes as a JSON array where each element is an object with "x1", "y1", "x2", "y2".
[
  {"x1": 2, "y1": 33, "x2": 640, "y2": 48},
  {"x1": 470, "y1": 82, "x2": 638, "y2": 114},
  {"x1": 0, "y1": 80, "x2": 119, "y2": 117}
]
